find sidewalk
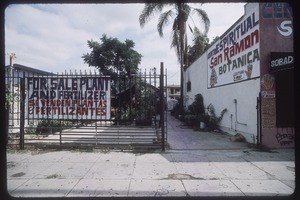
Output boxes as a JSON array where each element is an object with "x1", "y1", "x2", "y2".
[{"x1": 6, "y1": 114, "x2": 295, "y2": 197}]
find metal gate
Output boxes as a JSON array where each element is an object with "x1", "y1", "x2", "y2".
[{"x1": 6, "y1": 63, "x2": 167, "y2": 151}]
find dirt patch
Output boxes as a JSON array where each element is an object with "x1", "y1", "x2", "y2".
[{"x1": 163, "y1": 173, "x2": 204, "y2": 180}]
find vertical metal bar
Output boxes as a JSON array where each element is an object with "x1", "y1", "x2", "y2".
[
  {"x1": 19, "y1": 74, "x2": 25, "y2": 150},
  {"x1": 257, "y1": 92, "x2": 262, "y2": 145},
  {"x1": 149, "y1": 69, "x2": 152, "y2": 126},
  {"x1": 129, "y1": 72, "x2": 132, "y2": 124},
  {"x1": 5, "y1": 76, "x2": 9, "y2": 146},
  {"x1": 160, "y1": 62, "x2": 165, "y2": 151},
  {"x1": 165, "y1": 68, "x2": 168, "y2": 143},
  {"x1": 117, "y1": 75, "x2": 121, "y2": 126},
  {"x1": 49, "y1": 73, "x2": 53, "y2": 135},
  {"x1": 144, "y1": 69, "x2": 146, "y2": 125},
  {"x1": 96, "y1": 120, "x2": 98, "y2": 145},
  {"x1": 134, "y1": 71, "x2": 137, "y2": 125},
  {"x1": 59, "y1": 120, "x2": 62, "y2": 145}
]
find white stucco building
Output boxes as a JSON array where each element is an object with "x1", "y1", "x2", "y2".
[{"x1": 183, "y1": 3, "x2": 294, "y2": 148}]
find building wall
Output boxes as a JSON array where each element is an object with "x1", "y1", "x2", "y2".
[
  {"x1": 259, "y1": 3, "x2": 294, "y2": 148},
  {"x1": 184, "y1": 3, "x2": 294, "y2": 148},
  {"x1": 184, "y1": 51, "x2": 260, "y2": 143},
  {"x1": 166, "y1": 85, "x2": 180, "y2": 101},
  {"x1": 184, "y1": 3, "x2": 261, "y2": 143},
  {"x1": 166, "y1": 85, "x2": 180, "y2": 110}
]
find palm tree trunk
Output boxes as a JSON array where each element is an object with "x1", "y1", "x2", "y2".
[{"x1": 177, "y1": 3, "x2": 185, "y2": 111}]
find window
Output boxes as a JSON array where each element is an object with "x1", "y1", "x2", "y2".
[{"x1": 187, "y1": 81, "x2": 191, "y2": 92}]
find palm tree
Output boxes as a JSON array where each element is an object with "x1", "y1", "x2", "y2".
[{"x1": 139, "y1": 3, "x2": 210, "y2": 110}]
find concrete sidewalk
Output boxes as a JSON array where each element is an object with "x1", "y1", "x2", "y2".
[{"x1": 6, "y1": 114, "x2": 295, "y2": 197}]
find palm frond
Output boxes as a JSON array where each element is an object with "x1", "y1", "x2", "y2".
[
  {"x1": 157, "y1": 9, "x2": 174, "y2": 37},
  {"x1": 171, "y1": 16, "x2": 187, "y2": 63},
  {"x1": 139, "y1": 3, "x2": 166, "y2": 28},
  {"x1": 183, "y1": 33, "x2": 188, "y2": 65},
  {"x1": 192, "y1": 27, "x2": 203, "y2": 39},
  {"x1": 172, "y1": 16, "x2": 178, "y2": 31},
  {"x1": 193, "y1": 8, "x2": 210, "y2": 35},
  {"x1": 188, "y1": 23, "x2": 193, "y2": 33},
  {"x1": 170, "y1": 28, "x2": 181, "y2": 62}
]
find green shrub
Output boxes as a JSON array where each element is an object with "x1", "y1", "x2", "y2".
[
  {"x1": 187, "y1": 94, "x2": 205, "y2": 116},
  {"x1": 171, "y1": 98, "x2": 185, "y2": 121},
  {"x1": 184, "y1": 94, "x2": 227, "y2": 131},
  {"x1": 184, "y1": 94, "x2": 206, "y2": 127},
  {"x1": 205, "y1": 104, "x2": 227, "y2": 131},
  {"x1": 25, "y1": 121, "x2": 36, "y2": 134},
  {"x1": 35, "y1": 119, "x2": 74, "y2": 135}
]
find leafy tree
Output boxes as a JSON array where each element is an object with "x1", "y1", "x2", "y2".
[
  {"x1": 186, "y1": 35, "x2": 220, "y2": 66},
  {"x1": 209, "y1": 36, "x2": 220, "y2": 45},
  {"x1": 82, "y1": 34, "x2": 142, "y2": 79},
  {"x1": 139, "y1": 3, "x2": 210, "y2": 109},
  {"x1": 187, "y1": 33, "x2": 210, "y2": 65}
]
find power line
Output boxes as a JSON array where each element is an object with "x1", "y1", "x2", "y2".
[{"x1": 168, "y1": 69, "x2": 180, "y2": 79}]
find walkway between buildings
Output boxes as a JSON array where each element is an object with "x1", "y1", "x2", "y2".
[
  {"x1": 166, "y1": 112, "x2": 249, "y2": 150},
  {"x1": 6, "y1": 113, "x2": 295, "y2": 198}
]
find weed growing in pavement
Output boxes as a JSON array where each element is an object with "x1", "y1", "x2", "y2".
[{"x1": 46, "y1": 174, "x2": 60, "y2": 179}]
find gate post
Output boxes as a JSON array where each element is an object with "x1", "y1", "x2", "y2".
[
  {"x1": 256, "y1": 92, "x2": 262, "y2": 145},
  {"x1": 160, "y1": 62, "x2": 165, "y2": 151},
  {"x1": 20, "y1": 76, "x2": 25, "y2": 150}
]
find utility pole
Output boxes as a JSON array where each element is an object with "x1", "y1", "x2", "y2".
[
  {"x1": 7, "y1": 53, "x2": 16, "y2": 143},
  {"x1": 8, "y1": 52, "x2": 16, "y2": 102},
  {"x1": 8, "y1": 52, "x2": 16, "y2": 108},
  {"x1": 9, "y1": 52, "x2": 16, "y2": 77},
  {"x1": 9, "y1": 52, "x2": 16, "y2": 66}
]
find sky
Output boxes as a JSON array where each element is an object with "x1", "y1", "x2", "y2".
[{"x1": 5, "y1": 2, "x2": 246, "y2": 85}]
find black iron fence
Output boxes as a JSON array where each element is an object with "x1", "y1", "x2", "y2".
[{"x1": 6, "y1": 63, "x2": 167, "y2": 151}]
